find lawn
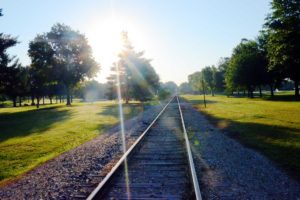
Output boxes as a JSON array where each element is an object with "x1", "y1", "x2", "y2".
[
  {"x1": 183, "y1": 94, "x2": 300, "y2": 179},
  {"x1": 0, "y1": 101, "x2": 149, "y2": 184}
]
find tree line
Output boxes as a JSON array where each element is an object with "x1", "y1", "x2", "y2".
[
  {"x1": 1, "y1": 12, "x2": 99, "y2": 107},
  {"x1": 186, "y1": 0, "x2": 300, "y2": 97},
  {"x1": 0, "y1": 9, "x2": 164, "y2": 107}
]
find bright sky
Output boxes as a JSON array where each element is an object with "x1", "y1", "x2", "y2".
[{"x1": 1, "y1": 0, "x2": 270, "y2": 85}]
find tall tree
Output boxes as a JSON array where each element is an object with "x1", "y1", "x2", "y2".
[
  {"x1": 215, "y1": 57, "x2": 229, "y2": 92},
  {"x1": 0, "y1": 10, "x2": 22, "y2": 106},
  {"x1": 226, "y1": 39, "x2": 267, "y2": 98},
  {"x1": 265, "y1": 0, "x2": 300, "y2": 96},
  {"x1": 46, "y1": 23, "x2": 100, "y2": 105},
  {"x1": 28, "y1": 35, "x2": 55, "y2": 108},
  {"x1": 112, "y1": 32, "x2": 160, "y2": 102}
]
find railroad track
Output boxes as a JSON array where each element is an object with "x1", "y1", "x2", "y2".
[{"x1": 87, "y1": 96, "x2": 202, "y2": 200}]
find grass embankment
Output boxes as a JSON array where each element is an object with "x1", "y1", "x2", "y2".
[
  {"x1": 183, "y1": 94, "x2": 300, "y2": 179},
  {"x1": 0, "y1": 101, "x2": 148, "y2": 184}
]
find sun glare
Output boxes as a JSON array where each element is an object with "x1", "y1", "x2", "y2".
[
  {"x1": 88, "y1": 18, "x2": 123, "y2": 62},
  {"x1": 86, "y1": 16, "x2": 144, "y2": 82}
]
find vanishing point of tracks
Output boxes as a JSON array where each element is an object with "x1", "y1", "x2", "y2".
[{"x1": 87, "y1": 96, "x2": 202, "y2": 200}]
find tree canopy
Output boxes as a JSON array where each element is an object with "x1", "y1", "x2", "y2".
[
  {"x1": 265, "y1": 0, "x2": 300, "y2": 96},
  {"x1": 107, "y1": 32, "x2": 160, "y2": 102},
  {"x1": 28, "y1": 23, "x2": 100, "y2": 106}
]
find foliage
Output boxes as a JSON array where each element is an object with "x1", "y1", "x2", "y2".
[
  {"x1": 107, "y1": 32, "x2": 160, "y2": 102},
  {"x1": 225, "y1": 39, "x2": 268, "y2": 97},
  {"x1": 160, "y1": 81, "x2": 178, "y2": 94},
  {"x1": 0, "y1": 16, "x2": 26, "y2": 106},
  {"x1": 27, "y1": 24, "x2": 100, "y2": 106},
  {"x1": 265, "y1": 0, "x2": 300, "y2": 96},
  {"x1": 158, "y1": 88, "x2": 171, "y2": 100},
  {"x1": 179, "y1": 82, "x2": 193, "y2": 94},
  {"x1": 46, "y1": 24, "x2": 100, "y2": 105},
  {"x1": 202, "y1": 66, "x2": 216, "y2": 96},
  {"x1": 188, "y1": 71, "x2": 203, "y2": 93},
  {"x1": 28, "y1": 35, "x2": 55, "y2": 107}
]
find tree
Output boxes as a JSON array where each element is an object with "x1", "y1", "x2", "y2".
[
  {"x1": 188, "y1": 71, "x2": 203, "y2": 93},
  {"x1": 2, "y1": 64, "x2": 29, "y2": 107},
  {"x1": 161, "y1": 81, "x2": 178, "y2": 94},
  {"x1": 0, "y1": 10, "x2": 22, "y2": 106},
  {"x1": 226, "y1": 39, "x2": 267, "y2": 98},
  {"x1": 46, "y1": 23, "x2": 100, "y2": 105},
  {"x1": 215, "y1": 58, "x2": 229, "y2": 92},
  {"x1": 106, "y1": 73, "x2": 117, "y2": 100},
  {"x1": 109, "y1": 32, "x2": 160, "y2": 102},
  {"x1": 28, "y1": 35, "x2": 55, "y2": 108},
  {"x1": 179, "y1": 82, "x2": 193, "y2": 94},
  {"x1": 256, "y1": 31, "x2": 280, "y2": 96},
  {"x1": 202, "y1": 66, "x2": 215, "y2": 96},
  {"x1": 265, "y1": 0, "x2": 300, "y2": 96}
]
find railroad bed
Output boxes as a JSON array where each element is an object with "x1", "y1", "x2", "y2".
[{"x1": 88, "y1": 97, "x2": 201, "y2": 199}]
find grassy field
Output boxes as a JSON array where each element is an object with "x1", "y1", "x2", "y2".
[
  {"x1": 183, "y1": 94, "x2": 300, "y2": 179},
  {"x1": 0, "y1": 101, "x2": 149, "y2": 184}
]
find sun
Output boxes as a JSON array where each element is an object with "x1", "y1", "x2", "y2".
[
  {"x1": 87, "y1": 18, "x2": 123, "y2": 62},
  {"x1": 86, "y1": 16, "x2": 144, "y2": 82}
]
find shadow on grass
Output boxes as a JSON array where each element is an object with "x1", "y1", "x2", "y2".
[
  {"x1": 202, "y1": 113, "x2": 300, "y2": 180},
  {"x1": 184, "y1": 99, "x2": 217, "y2": 105},
  {"x1": 263, "y1": 94, "x2": 300, "y2": 102},
  {"x1": 0, "y1": 106, "x2": 71, "y2": 142}
]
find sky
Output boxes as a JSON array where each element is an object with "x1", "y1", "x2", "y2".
[{"x1": 1, "y1": 0, "x2": 270, "y2": 85}]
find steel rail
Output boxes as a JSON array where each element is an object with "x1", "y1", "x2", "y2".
[
  {"x1": 176, "y1": 96, "x2": 202, "y2": 200},
  {"x1": 86, "y1": 96, "x2": 176, "y2": 200}
]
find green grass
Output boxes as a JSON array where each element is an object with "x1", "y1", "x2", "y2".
[
  {"x1": 0, "y1": 101, "x2": 148, "y2": 184},
  {"x1": 183, "y1": 94, "x2": 300, "y2": 179}
]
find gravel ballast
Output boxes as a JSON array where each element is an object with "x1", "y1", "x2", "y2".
[
  {"x1": 0, "y1": 104, "x2": 163, "y2": 200},
  {"x1": 181, "y1": 101, "x2": 300, "y2": 199}
]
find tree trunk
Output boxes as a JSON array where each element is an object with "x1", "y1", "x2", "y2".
[
  {"x1": 270, "y1": 84, "x2": 274, "y2": 97},
  {"x1": 42, "y1": 96, "x2": 45, "y2": 105},
  {"x1": 36, "y1": 97, "x2": 40, "y2": 108},
  {"x1": 237, "y1": 90, "x2": 240, "y2": 96},
  {"x1": 56, "y1": 96, "x2": 58, "y2": 104},
  {"x1": 259, "y1": 86, "x2": 262, "y2": 98},
  {"x1": 31, "y1": 94, "x2": 35, "y2": 105},
  {"x1": 243, "y1": 90, "x2": 246, "y2": 96},
  {"x1": 59, "y1": 95, "x2": 62, "y2": 103},
  {"x1": 19, "y1": 96, "x2": 22, "y2": 107},
  {"x1": 49, "y1": 96, "x2": 52, "y2": 104},
  {"x1": 12, "y1": 97, "x2": 17, "y2": 107},
  {"x1": 66, "y1": 88, "x2": 71, "y2": 106},
  {"x1": 71, "y1": 94, "x2": 73, "y2": 103},
  {"x1": 295, "y1": 79, "x2": 299, "y2": 96}
]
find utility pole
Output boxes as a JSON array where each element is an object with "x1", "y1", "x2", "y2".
[{"x1": 202, "y1": 79, "x2": 206, "y2": 108}]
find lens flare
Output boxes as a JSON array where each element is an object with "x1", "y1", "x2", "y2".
[{"x1": 116, "y1": 62, "x2": 131, "y2": 199}]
